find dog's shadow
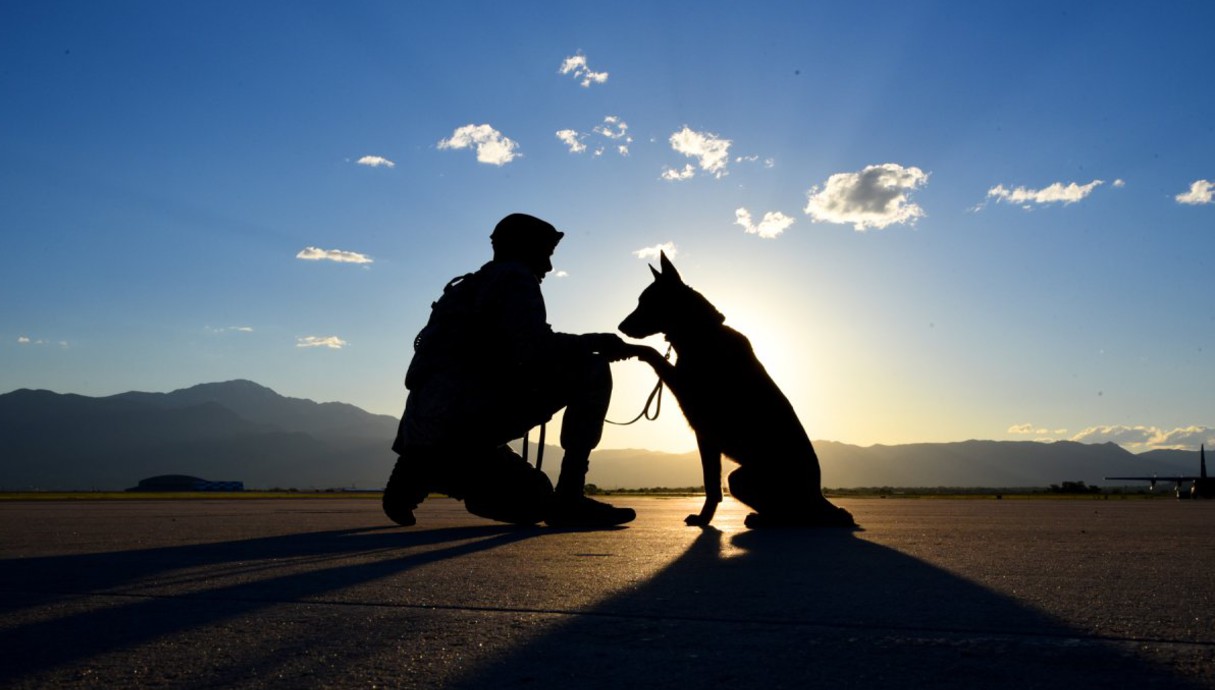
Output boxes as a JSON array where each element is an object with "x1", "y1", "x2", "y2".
[{"x1": 452, "y1": 526, "x2": 1199, "y2": 689}]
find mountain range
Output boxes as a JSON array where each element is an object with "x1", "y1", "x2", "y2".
[
  {"x1": 0, "y1": 380, "x2": 1201, "y2": 491},
  {"x1": 0, "y1": 380, "x2": 399, "y2": 491}
]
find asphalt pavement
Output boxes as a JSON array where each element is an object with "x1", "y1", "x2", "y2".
[{"x1": 1, "y1": 496, "x2": 1212, "y2": 688}]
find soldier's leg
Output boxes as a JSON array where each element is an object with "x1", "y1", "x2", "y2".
[
  {"x1": 553, "y1": 353, "x2": 612, "y2": 498},
  {"x1": 492, "y1": 350, "x2": 633, "y2": 527},
  {"x1": 492, "y1": 349, "x2": 612, "y2": 497},
  {"x1": 543, "y1": 354, "x2": 635, "y2": 527},
  {"x1": 462, "y1": 446, "x2": 553, "y2": 525}
]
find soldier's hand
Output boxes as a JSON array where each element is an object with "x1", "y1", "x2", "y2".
[{"x1": 583, "y1": 333, "x2": 634, "y2": 361}]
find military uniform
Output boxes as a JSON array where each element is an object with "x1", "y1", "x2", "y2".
[{"x1": 383, "y1": 214, "x2": 634, "y2": 528}]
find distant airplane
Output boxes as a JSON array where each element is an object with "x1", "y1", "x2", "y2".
[{"x1": 1106, "y1": 445, "x2": 1213, "y2": 499}]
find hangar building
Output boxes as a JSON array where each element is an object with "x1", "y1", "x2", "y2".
[{"x1": 126, "y1": 475, "x2": 244, "y2": 492}]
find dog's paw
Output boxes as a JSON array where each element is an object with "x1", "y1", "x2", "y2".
[{"x1": 684, "y1": 513, "x2": 710, "y2": 526}]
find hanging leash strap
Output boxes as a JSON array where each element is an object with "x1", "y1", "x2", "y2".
[
  {"x1": 606, "y1": 344, "x2": 672, "y2": 426},
  {"x1": 525, "y1": 345, "x2": 669, "y2": 469},
  {"x1": 536, "y1": 424, "x2": 546, "y2": 470},
  {"x1": 522, "y1": 423, "x2": 547, "y2": 470}
]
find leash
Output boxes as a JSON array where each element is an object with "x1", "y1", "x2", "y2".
[
  {"x1": 606, "y1": 344, "x2": 672, "y2": 426},
  {"x1": 522, "y1": 423, "x2": 548, "y2": 471},
  {"x1": 524, "y1": 344, "x2": 670, "y2": 470}
]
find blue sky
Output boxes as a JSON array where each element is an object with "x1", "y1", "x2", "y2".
[{"x1": 3, "y1": 1, "x2": 1212, "y2": 454}]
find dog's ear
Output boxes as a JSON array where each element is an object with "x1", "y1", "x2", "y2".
[
  {"x1": 658, "y1": 251, "x2": 683, "y2": 284},
  {"x1": 649, "y1": 264, "x2": 661, "y2": 281}
]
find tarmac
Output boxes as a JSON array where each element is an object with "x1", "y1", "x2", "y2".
[{"x1": 1, "y1": 495, "x2": 1213, "y2": 689}]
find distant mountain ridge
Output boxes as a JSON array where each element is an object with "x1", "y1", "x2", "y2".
[
  {"x1": 0, "y1": 380, "x2": 399, "y2": 490},
  {"x1": 111, "y1": 380, "x2": 389, "y2": 438},
  {"x1": 0, "y1": 380, "x2": 1203, "y2": 491},
  {"x1": 584, "y1": 442, "x2": 1201, "y2": 491}
]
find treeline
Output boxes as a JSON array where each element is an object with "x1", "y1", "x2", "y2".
[
  {"x1": 829, "y1": 485, "x2": 1155, "y2": 497},
  {"x1": 586, "y1": 485, "x2": 1158, "y2": 497},
  {"x1": 586, "y1": 484, "x2": 705, "y2": 496}
]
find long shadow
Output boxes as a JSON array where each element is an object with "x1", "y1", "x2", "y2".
[
  {"x1": 0, "y1": 524, "x2": 540, "y2": 684},
  {"x1": 452, "y1": 528, "x2": 1204, "y2": 689}
]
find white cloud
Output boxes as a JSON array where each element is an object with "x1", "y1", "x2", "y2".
[
  {"x1": 559, "y1": 116, "x2": 632, "y2": 157},
  {"x1": 595, "y1": 115, "x2": 628, "y2": 139},
  {"x1": 1073, "y1": 425, "x2": 1154, "y2": 445},
  {"x1": 661, "y1": 164, "x2": 696, "y2": 181},
  {"x1": 1012, "y1": 421, "x2": 1215, "y2": 450},
  {"x1": 296, "y1": 247, "x2": 373, "y2": 264},
  {"x1": 1176, "y1": 179, "x2": 1214, "y2": 205},
  {"x1": 1008, "y1": 423, "x2": 1068, "y2": 436},
  {"x1": 555, "y1": 129, "x2": 586, "y2": 153},
  {"x1": 668, "y1": 126, "x2": 732, "y2": 178},
  {"x1": 17, "y1": 335, "x2": 67, "y2": 347},
  {"x1": 437, "y1": 124, "x2": 520, "y2": 166},
  {"x1": 1113, "y1": 178, "x2": 1126, "y2": 188},
  {"x1": 634, "y1": 242, "x2": 678, "y2": 261},
  {"x1": 804, "y1": 163, "x2": 929, "y2": 231},
  {"x1": 559, "y1": 53, "x2": 608, "y2": 87},
  {"x1": 207, "y1": 326, "x2": 254, "y2": 334},
  {"x1": 356, "y1": 155, "x2": 395, "y2": 168},
  {"x1": 554, "y1": 270, "x2": 569, "y2": 278},
  {"x1": 735, "y1": 207, "x2": 794, "y2": 239},
  {"x1": 986, "y1": 179, "x2": 1104, "y2": 207},
  {"x1": 297, "y1": 336, "x2": 347, "y2": 350},
  {"x1": 1070, "y1": 425, "x2": 1213, "y2": 451},
  {"x1": 1150, "y1": 426, "x2": 1214, "y2": 448},
  {"x1": 594, "y1": 116, "x2": 632, "y2": 155},
  {"x1": 733, "y1": 155, "x2": 776, "y2": 169}
]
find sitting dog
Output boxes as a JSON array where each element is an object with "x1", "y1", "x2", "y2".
[{"x1": 619, "y1": 253, "x2": 854, "y2": 528}]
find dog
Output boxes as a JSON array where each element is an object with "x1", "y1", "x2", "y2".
[{"x1": 619, "y1": 252, "x2": 854, "y2": 528}]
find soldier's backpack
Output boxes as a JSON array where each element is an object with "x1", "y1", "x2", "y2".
[{"x1": 404, "y1": 271, "x2": 492, "y2": 389}]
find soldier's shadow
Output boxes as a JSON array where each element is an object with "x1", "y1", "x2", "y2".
[
  {"x1": 453, "y1": 526, "x2": 1199, "y2": 689},
  {"x1": 0, "y1": 523, "x2": 537, "y2": 684}
]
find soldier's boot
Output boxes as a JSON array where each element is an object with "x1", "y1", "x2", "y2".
[{"x1": 382, "y1": 448, "x2": 433, "y2": 527}]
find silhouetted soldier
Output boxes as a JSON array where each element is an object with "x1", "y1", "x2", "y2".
[{"x1": 383, "y1": 213, "x2": 638, "y2": 528}]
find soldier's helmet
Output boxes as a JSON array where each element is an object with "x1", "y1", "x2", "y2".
[{"x1": 490, "y1": 213, "x2": 564, "y2": 258}]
